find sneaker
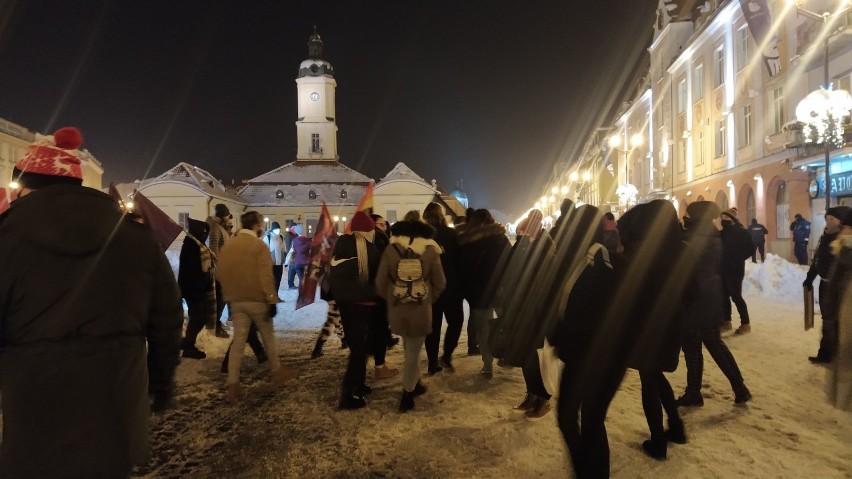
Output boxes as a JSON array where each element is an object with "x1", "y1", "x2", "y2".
[
  {"x1": 226, "y1": 383, "x2": 244, "y2": 403},
  {"x1": 399, "y1": 390, "x2": 415, "y2": 413},
  {"x1": 412, "y1": 381, "x2": 427, "y2": 397},
  {"x1": 479, "y1": 368, "x2": 493, "y2": 380},
  {"x1": 720, "y1": 321, "x2": 733, "y2": 332},
  {"x1": 427, "y1": 361, "x2": 443, "y2": 375},
  {"x1": 181, "y1": 347, "x2": 206, "y2": 359},
  {"x1": 271, "y1": 366, "x2": 296, "y2": 386},
  {"x1": 355, "y1": 383, "x2": 373, "y2": 397},
  {"x1": 467, "y1": 346, "x2": 481, "y2": 356},
  {"x1": 734, "y1": 386, "x2": 752, "y2": 404},
  {"x1": 439, "y1": 355, "x2": 454, "y2": 371},
  {"x1": 525, "y1": 398, "x2": 551, "y2": 419},
  {"x1": 514, "y1": 393, "x2": 537, "y2": 412},
  {"x1": 339, "y1": 394, "x2": 367, "y2": 410},
  {"x1": 676, "y1": 393, "x2": 704, "y2": 407},
  {"x1": 734, "y1": 324, "x2": 751, "y2": 335},
  {"x1": 374, "y1": 364, "x2": 399, "y2": 380},
  {"x1": 809, "y1": 355, "x2": 831, "y2": 364}
]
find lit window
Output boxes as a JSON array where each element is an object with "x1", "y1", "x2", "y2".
[
  {"x1": 678, "y1": 79, "x2": 687, "y2": 114},
  {"x1": 739, "y1": 105, "x2": 752, "y2": 147},
  {"x1": 715, "y1": 47, "x2": 725, "y2": 87},
  {"x1": 773, "y1": 87, "x2": 785, "y2": 133},
  {"x1": 311, "y1": 133, "x2": 320, "y2": 153},
  {"x1": 693, "y1": 63, "x2": 704, "y2": 100},
  {"x1": 715, "y1": 119, "x2": 726, "y2": 157},
  {"x1": 737, "y1": 27, "x2": 750, "y2": 71}
]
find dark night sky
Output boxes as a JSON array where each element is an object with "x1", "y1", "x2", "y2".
[{"x1": 0, "y1": 0, "x2": 656, "y2": 217}]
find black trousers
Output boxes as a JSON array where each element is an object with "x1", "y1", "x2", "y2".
[
  {"x1": 214, "y1": 280, "x2": 227, "y2": 331},
  {"x1": 682, "y1": 328, "x2": 745, "y2": 396},
  {"x1": 522, "y1": 352, "x2": 551, "y2": 400},
  {"x1": 272, "y1": 265, "x2": 284, "y2": 294},
  {"x1": 817, "y1": 280, "x2": 838, "y2": 360},
  {"x1": 369, "y1": 302, "x2": 388, "y2": 366},
  {"x1": 182, "y1": 297, "x2": 207, "y2": 349},
  {"x1": 339, "y1": 303, "x2": 377, "y2": 396},
  {"x1": 638, "y1": 370, "x2": 679, "y2": 440},
  {"x1": 795, "y1": 242, "x2": 809, "y2": 265},
  {"x1": 722, "y1": 274, "x2": 750, "y2": 325},
  {"x1": 557, "y1": 343, "x2": 625, "y2": 479},
  {"x1": 467, "y1": 307, "x2": 478, "y2": 350},
  {"x1": 751, "y1": 242, "x2": 765, "y2": 263},
  {"x1": 425, "y1": 294, "x2": 464, "y2": 363}
]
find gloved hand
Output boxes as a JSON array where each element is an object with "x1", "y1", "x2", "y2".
[
  {"x1": 150, "y1": 388, "x2": 173, "y2": 413},
  {"x1": 269, "y1": 304, "x2": 278, "y2": 318}
]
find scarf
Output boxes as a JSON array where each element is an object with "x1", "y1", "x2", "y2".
[
  {"x1": 188, "y1": 234, "x2": 213, "y2": 273},
  {"x1": 353, "y1": 230, "x2": 374, "y2": 284}
]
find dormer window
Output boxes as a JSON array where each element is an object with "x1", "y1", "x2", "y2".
[
  {"x1": 340, "y1": 189, "x2": 347, "y2": 199},
  {"x1": 275, "y1": 190, "x2": 284, "y2": 199},
  {"x1": 309, "y1": 189, "x2": 317, "y2": 199}
]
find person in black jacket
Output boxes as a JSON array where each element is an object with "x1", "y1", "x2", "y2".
[
  {"x1": 720, "y1": 208, "x2": 754, "y2": 334},
  {"x1": 330, "y1": 211, "x2": 388, "y2": 409},
  {"x1": 0, "y1": 127, "x2": 183, "y2": 478},
  {"x1": 422, "y1": 202, "x2": 464, "y2": 373},
  {"x1": 747, "y1": 218, "x2": 769, "y2": 263},
  {"x1": 678, "y1": 202, "x2": 751, "y2": 408},
  {"x1": 457, "y1": 209, "x2": 511, "y2": 372},
  {"x1": 179, "y1": 218, "x2": 214, "y2": 359},
  {"x1": 804, "y1": 206, "x2": 851, "y2": 363}
]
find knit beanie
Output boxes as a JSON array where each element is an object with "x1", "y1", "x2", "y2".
[
  {"x1": 517, "y1": 209, "x2": 543, "y2": 237},
  {"x1": 13, "y1": 127, "x2": 84, "y2": 189},
  {"x1": 350, "y1": 211, "x2": 375, "y2": 232},
  {"x1": 721, "y1": 207, "x2": 737, "y2": 221},
  {"x1": 270, "y1": 221, "x2": 281, "y2": 230},
  {"x1": 214, "y1": 203, "x2": 230, "y2": 218},
  {"x1": 826, "y1": 206, "x2": 851, "y2": 221}
]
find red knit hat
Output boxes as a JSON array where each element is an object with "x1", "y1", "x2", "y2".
[
  {"x1": 14, "y1": 127, "x2": 84, "y2": 187},
  {"x1": 350, "y1": 211, "x2": 375, "y2": 232}
]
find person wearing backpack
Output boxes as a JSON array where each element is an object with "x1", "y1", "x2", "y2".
[
  {"x1": 376, "y1": 213, "x2": 446, "y2": 412},
  {"x1": 719, "y1": 208, "x2": 754, "y2": 334}
]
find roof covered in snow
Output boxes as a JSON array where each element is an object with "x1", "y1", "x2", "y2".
[
  {"x1": 377, "y1": 162, "x2": 433, "y2": 187},
  {"x1": 138, "y1": 162, "x2": 244, "y2": 202},
  {"x1": 238, "y1": 160, "x2": 371, "y2": 207}
]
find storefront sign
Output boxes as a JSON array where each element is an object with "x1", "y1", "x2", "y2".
[{"x1": 816, "y1": 169, "x2": 852, "y2": 197}]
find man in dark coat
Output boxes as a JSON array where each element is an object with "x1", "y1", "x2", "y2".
[
  {"x1": 720, "y1": 208, "x2": 754, "y2": 334},
  {"x1": 179, "y1": 218, "x2": 215, "y2": 359},
  {"x1": 0, "y1": 127, "x2": 183, "y2": 478},
  {"x1": 791, "y1": 213, "x2": 811, "y2": 265},
  {"x1": 804, "y1": 206, "x2": 851, "y2": 363},
  {"x1": 748, "y1": 218, "x2": 769, "y2": 263}
]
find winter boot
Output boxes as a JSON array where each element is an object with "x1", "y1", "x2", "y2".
[
  {"x1": 427, "y1": 361, "x2": 443, "y2": 375},
  {"x1": 355, "y1": 383, "x2": 373, "y2": 397},
  {"x1": 412, "y1": 381, "x2": 427, "y2": 397},
  {"x1": 468, "y1": 346, "x2": 481, "y2": 356},
  {"x1": 255, "y1": 351, "x2": 268, "y2": 365},
  {"x1": 479, "y1": 367, "x2": 493, "y2": 380},
  {"x1": 311, "y1": 339, "x2": 325, "y2": 359},
  {"x1": 226, "y1": 383, "x2": 244, "y2": 403},
  {"x1": 676, "y1": 392, "x2": 704, "y2": 407},
  {"x1": 665, "y1": 418, "x2": 688, "y2": 444},
  {"x1": 182, "y1": 346, "x2": 206, "y2": 359},
  {"x1": 339, "y1": 393, "x2": 367, "y2": 410},
  {"x1": 439, "y1": 354, "x2": 454, "y2": 371},
  {"x1": 525, "y1": 397, "x2": 551, "y2": 419},
  {"x1": 641, "y1": 438, "x2": 667, "y2": 460},
  {"x1": 399, "y1": 390, "x2": 415, "y2": 413},
  {"x1": 387, "y1": 335, "x2": 400, "y2": 349},
  {"x1": 375, "y1": 364, "x2": 399, "y2": 380},
  {"x1": 734, "y1": 385, "x2": 752, "y2": 404},
  {"x1": 734, "y1": 324, "x2": 751, "y2": 335},
  {"x1": 514, "y1": 393, "x2": 537, "y2": 412}
]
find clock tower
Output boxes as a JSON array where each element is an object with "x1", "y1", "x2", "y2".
[{"x1": 295, "y1": 29, "x2": 338, "y2": 161}]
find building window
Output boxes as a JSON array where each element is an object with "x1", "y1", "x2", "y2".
[
  {"x1": 746, "y1": 190, "x2": 756, "y2": 224},
  {"x1": 340, "y1": 189, "x2": 347, "y2": 199},
  {"x1": 715, "y1": 119, "x2": 726, "y2": 157},
  {"x1": 678, "y1": 140, "x2": 686, "y2": 173},
  {"x1": 773, "y1": 87, "x2": 785, "y2": 133},
  {"x1": 697, "y1": 130, "x2": 705, "y2": 165},
  {"x1": 693, "y1": 63, "x2": 704, "y2": 100},
  {"x1": 776, "y1": 181, "x2": 790, "y2": 239},
  {"x1": 308, "y1": 189, "x2": 317, "y2": 199},
  {"x1": 715, "y1": 47, "x2": 725, "y2": 87},
  {"x1": 386, "y1": 210, "x2": 398, "y2": 223},
  {"x1": 740, "y1": 104, "x2": 752, "y2": 147},
  {"x1": 311, "y1": 133, "x2": 320, "y2": 153},
  {"x1": 678, "y1": 79, "x2": 687, "y2": 114},
  {"x1": 737, "y1": 27, "x2": 750, "y2": 71},
  {"x1": 275, "y1": 189, "x2": 284, "y2": 199},
  {"x1": 178, "y1": 212, "x2": 190, "y2": 229}
]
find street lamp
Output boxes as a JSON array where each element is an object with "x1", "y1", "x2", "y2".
[
  {"x1": 789, "y1": 0, "x2": 852, "y2": 211},
  {"x1": 569, "y1": 172, "x2": 579, "y2": 182}
]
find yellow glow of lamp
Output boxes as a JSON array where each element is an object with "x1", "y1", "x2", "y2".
[
  {"x1": 582, "y1": 171, "x2": 591, "y2": 182},
  {"x1": 9, "y1": 181, "x2": 19, "y2": 190},
  {"x1": 560, "y1": 185, "x2": 569, "y2": 195},
  {"x1": 630, "y1": 134, "x2": 644, "y2": 147},
  {"x1": 569, "y1": 172, "x2": 579, "y2": 182},
  {"x1": 608, "y1": 135, "x2": 621, "y2": 148}
]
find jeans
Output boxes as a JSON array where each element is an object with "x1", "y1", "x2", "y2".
[
  {"x1": 401, "y1": 335, "x2": 426, "y2": 392},
  {"x1": 425, "y1": 294, "x2": 464, "y2": 363},
  {"x1": 472, "y1": 308, "x2": 494, "y2": 370},
  {"x1": 288, "y1": 263, "x2": 306, "y2": 288},
  {"x1": 227, "y1": 302, "x2": 280, "y2": 385}
]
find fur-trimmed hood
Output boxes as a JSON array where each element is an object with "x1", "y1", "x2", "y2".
[
  {"x1": 457, "y1": 223, "x2": 507, "y2": 245},
  {"x1": 389, "y1": 220, "x2": 441, "y2": 255}
]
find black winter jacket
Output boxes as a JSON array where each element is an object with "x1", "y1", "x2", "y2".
[
  {"x1": 682, "y1": 227, "x2": 726, "y2": 331},
  {"x1": 806, "y1": 231, "x2": 839, "y2": 283},
  {"x1": 329, "y1": 233, "x2": 381, "y2": 304},
  {"x1": 720, "y1": 221, "x2": 753, "y2": 278},
  {"x1": 457, "y1": 223, "x2": 510, "y2": 308},
  {"x1": 0, "y1": 185, "x2": 182, "y2": 478},
  {"x1": 432, "y1": 223, "x2": 461, "y2": 300},
  {"x1": 178, "y1": 218, "x2": 212, "y2": 301}
]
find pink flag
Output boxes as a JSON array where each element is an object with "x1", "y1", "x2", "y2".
[
  {"x1": 0, "y1": 188, "x2": 9, "y2": 215},
  {"x1": 296, "y1": 202, "x2": 338, "y2": 310},
  {"x1": 132, "y1": 191, "x2": 184, "y2": 250}
]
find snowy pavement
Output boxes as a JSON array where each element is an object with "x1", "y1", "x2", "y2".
[{"x1": 133, "y1": 255, "x2": 851, "y2": 478}]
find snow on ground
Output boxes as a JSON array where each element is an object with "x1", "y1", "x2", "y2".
[{"x1": 134, "y1": 260, "x2": 851, "y2": 478}]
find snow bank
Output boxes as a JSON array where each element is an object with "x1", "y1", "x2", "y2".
[{"x1": 743, "y1": 253, "x2": 814, "y2": 303}]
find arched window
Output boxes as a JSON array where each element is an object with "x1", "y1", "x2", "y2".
[
  {"x1": 308, "y1": 189, "x2": 317, "y2": 200},
  {"x1": 776, "y1": 181, "x2": 790, "y2": 238},
  {"x1": 715, "y1": 190, "x2": 728, "y2": 211},
  {"x1": 340, "y1": 189, "x2": 347, "y2": 199},
  {"x1": 746, "y1": 190, "x2": 756, "y2": 224},
  {"x1": 275, "y1": 190, "x2": 284, "y2": 199}
]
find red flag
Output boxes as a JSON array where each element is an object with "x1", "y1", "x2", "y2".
[
  {"x1": 0, "y1": 188, "x2": 9, "y2": 215},
  {"x1": 296, "y1": 202, "x2": 338, "y2": 310},
  {"x1": 132, "y1": 191, "x2": 184, "y2": 250},
  {"x1": 108, "y1": 183, "x2": 123, "y2": 207},
  {"x1": 344, "y1": 180, "x2": 374, "y2": 233}
]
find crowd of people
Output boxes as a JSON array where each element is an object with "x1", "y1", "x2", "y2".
[{"x1": 2, "y1": 128, "x2": 851, "y2": 478}]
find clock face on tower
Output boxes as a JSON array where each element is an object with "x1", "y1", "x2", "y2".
[{"x1": 310, "y1": 92, "x2": 320, "y2": 101}]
